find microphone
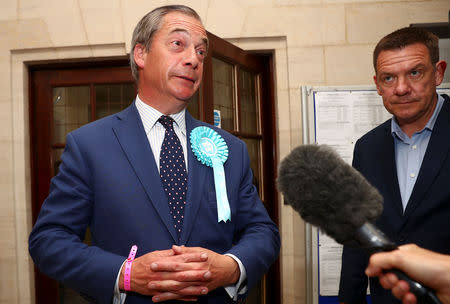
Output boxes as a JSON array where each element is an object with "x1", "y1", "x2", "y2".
[{"x1": 277, "y1": 144, "x2": 441, "y2": 304}]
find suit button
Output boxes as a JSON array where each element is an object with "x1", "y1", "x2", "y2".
[{"x1": 398, "y1": 235, "x2": 406, "y2": 242}]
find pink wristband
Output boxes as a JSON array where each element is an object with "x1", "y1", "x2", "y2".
[{"x1": 124, "y1": 245, "x2": 137, "y2": 291}]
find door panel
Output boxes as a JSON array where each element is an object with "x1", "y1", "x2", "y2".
[
  {"x1": 95, "y1": 83, "x2": 136, "y2": 119},
  {"x1": 212, "y1": 57, "x2": 236, "y2": 131},
  {"x1": 52, "y1": 86, "x2": 90, "y2": 143},
  {"x1": 238, "y1": 69, "x2": 259, "y2": 134}
]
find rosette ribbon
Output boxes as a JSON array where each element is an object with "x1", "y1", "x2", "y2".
[{"x1": 190, "y1": 126, "x2": 231, "y2": 222}]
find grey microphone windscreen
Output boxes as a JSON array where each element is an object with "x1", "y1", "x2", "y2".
[{"x1": 277, "y1": 144, "x2": 383, "y2": 244}]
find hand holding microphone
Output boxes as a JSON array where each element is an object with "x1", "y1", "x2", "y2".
[
  {"x1": 366, "y1": 244, "x2": 450, "y2": 304},
  {"x1": 277, "y1": 144, "x2": 442, "y2": 304}
]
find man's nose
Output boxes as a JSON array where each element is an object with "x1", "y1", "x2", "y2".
[
  {"x1": 394, "y1": 76, "x2": 411, "y2": 96},
  {"x1": 183, "y1": 46, "x2": 200, "y2": 69}
]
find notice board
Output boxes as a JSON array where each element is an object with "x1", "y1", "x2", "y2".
[{"x1": 300, "y1": 84, "x2": 450, "y2": 304}]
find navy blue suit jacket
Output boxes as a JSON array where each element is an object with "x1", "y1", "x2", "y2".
[
  {"x1": 29, "y1": 102, "x2": 280, "y2": 304},
  {"x1": 338, "y1": 94, "x2": 450, "y2": 304}
]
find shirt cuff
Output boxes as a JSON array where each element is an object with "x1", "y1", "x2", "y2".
[
  {"x1": 113, "y1": 260, "x2": 127, "y2": 304},
  {"x1": 224, "y1": 253, "x2": 248, "y2": 300}
]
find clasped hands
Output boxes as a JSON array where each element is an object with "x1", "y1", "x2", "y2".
[{"x1": 119, "y1": 245, "x2": 240, "y2": 302}]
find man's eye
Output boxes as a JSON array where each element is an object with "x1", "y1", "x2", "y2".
[
  {"x1": 384, "y1": 76, "x2": 393, "y2": 83},
  {"x1": 410, "y1": 70, "x2": 420, "y2": 77},
  {"x1": 197, "y1": 49, "x2": 205, "y2": 56},
  {"x1": 172, "y1": 40, "x2": 182, "y2": 46}
]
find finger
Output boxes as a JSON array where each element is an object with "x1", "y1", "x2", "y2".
[
  {"x1": 366, "y1": 256, "x2": 380, "y2": 275},
  {"x1": 402, "y1": 292, "x2": 418, "y2": 304},
  {"x1": 365, "y1": 264, "x2": 382, "y2": 277},
  {"x1": 171, "y1": 248, "x2": 209, "y2": 262},
  {"x1": 152, "y1": 292, "x2": 182, "y2": 303},
  {"x1": 173, "y1": 252, "x2": 208, "y2": 263},
  {"x1": 152, "y1": 286, "x2": 208, "y2": 302},
  {"x1": 154, "y1": 248, "x2": 176, "y2": 257},
  {"x1": 158, "y1": 252, "x2": 208, "y2": 267},
  {"x1": 148, "y1": 269, "x2": 211, "y2": 283},
  {"x1": 148, "y1": 280, "x2": 196, "y2": 292},
  {"x1": 368, "y1": 250, "x2": 402, "y2": 272},
  {"x1": 172, "y1": 245, "x2": 184, "y2": 254},
  {"x1": 176, "y1": 270, "x2": 212, "y2": 282},
  {"x1": 151, "y1": 259, "x2": 207, "y2": 272},
  {"x1": 379, "y1": 272, "x2": 398, "y2": 289},
  {"x1": 173, "y1": 245, "x2": 205, "y2": 254},
  {"x1": 391, "y1": 281, "x2": 410, "y2": 300}
]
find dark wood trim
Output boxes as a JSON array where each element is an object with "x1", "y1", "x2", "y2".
[
  {"x1": 229, "y1": 132, "x2": 263, "y2": 139},
  {"x1": 47, "y1": 67, "x2": 134, "y2": 86},
  {"x1": 410, "y1": 11, "x2": 450, "y2": 38},
  {"x1": 30, "y1": 69, "x2": 54, "y2": 225},
  {"x1": 90, "y1": 83, "x2": 96, "y2": 121},
  {"x1": 27, "y1": 56, "x2": 131, "y2": 71},
  {"x1": 202, "y1": 42, "x2": 214, "y2": 124},
  {"x1": 260, "y1": 53, "x2": 280, "y2": 304},
  {"x1": 410, "y1": 22, "x2": 450, "y2": 38},
  {"x1": 235, "y1": 65, "x2": 241, "y2": 132},
  {"x1": 207, "y1": 31, "x2": 265, "y2": 73},
  {"x1": 29, "y1": 69, "x2": 59, "y2": 304}
]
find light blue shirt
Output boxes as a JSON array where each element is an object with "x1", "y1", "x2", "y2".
[
  {"x1": 392, "y1": 94, "x2": 444, "y2": 211},
  {"x1": 114, "y1": 96, "x2": 247, "y2": 303}
]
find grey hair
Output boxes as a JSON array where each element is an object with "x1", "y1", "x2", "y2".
[{"x1": 129, "y1": 5, "x2": 202, "y2": 82}]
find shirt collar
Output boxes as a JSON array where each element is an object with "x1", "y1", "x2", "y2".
[
  {"x1": 135, "y1": 95, "x2": 187, "y2": 136},
  {"x1": 391, "y1": 93, "x2": 444, "y2": 140}
]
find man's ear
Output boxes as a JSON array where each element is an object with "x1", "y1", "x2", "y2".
[
  {"x1": 435, "y1": 60, "x2": 447, "y2": 86},
  {"x1": 134, "y1": 44, "x2": 146, "y2": 69}
]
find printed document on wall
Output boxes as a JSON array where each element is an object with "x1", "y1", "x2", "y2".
[{"x1": 314, "y1": 89, "x2": 391, "y2": 295}]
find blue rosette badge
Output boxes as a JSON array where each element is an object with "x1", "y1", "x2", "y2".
[{"x1": 190, "y1": 126, "x2": 231, "y2": 222}]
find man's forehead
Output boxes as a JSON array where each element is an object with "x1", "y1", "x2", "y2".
[
  {"x1": 162, "y1": 12, "x2": 207, "y2": 37},
  {"x1": 376, "y1": 44, "x2": 430, "y2": 70}
]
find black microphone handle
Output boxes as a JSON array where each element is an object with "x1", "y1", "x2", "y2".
[{"x1": 355, "y1": 223, "x2": 442, "y2": 304}]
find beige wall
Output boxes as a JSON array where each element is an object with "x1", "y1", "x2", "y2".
[{"x1": 1, "y1": 0, "x2": 448, "y2": 303}]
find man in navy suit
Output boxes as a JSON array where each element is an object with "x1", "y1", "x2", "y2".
[
  {"x1": 29, "y1": 5, "x2": 280, "y2": 304},
  {"x1": 338, "y1": 27, "x2": 449, "y2": 304}
]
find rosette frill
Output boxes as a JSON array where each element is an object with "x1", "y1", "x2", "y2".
[{"x1": 190, "y1": 126, "x2": 230, "y2": 222}]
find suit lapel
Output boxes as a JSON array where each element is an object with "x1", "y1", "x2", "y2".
[
  {"x1": 112, "y1": 103, "x2": 178, "y2": 242},
  {"x1": 180, "y1": 113, "x2": 208, "y2": 244},
  {"x1": 404, "y1": 96, "x2": 450, "y2": 217}
]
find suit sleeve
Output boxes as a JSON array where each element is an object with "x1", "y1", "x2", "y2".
[
  {"x1": 29, "y1": 133, "x2": 125, "y2": 304},
  {"x1": 338, "y1": 140, "x2": 370, "y2": 304},
  {"x1": 224, "y1": 140, "x2": 281, "y2": 291}
]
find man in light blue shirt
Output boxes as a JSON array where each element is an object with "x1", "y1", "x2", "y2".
[{"x1": 339, "y1": 27, "x2": 450, "y2": 304}]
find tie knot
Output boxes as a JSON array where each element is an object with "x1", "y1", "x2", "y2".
[{"x1": 159, "y1": 115, "x2": 174, "y2": 130}]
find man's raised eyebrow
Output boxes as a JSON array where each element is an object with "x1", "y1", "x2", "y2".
[
  {"x1": 169, "y1": 28, "x2": 188, "y2": 35},
  {"x1": 169, "y1": 28, "x2": 208, "y2": 48},
  {"x1": 409, "y1": 63, "x2": 426, "y2": 71}
]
